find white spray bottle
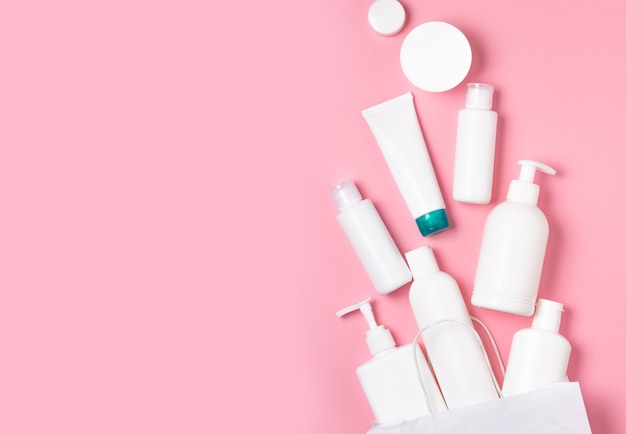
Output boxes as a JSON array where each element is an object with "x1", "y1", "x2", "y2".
[
  {"x1": 502, "y1": 299, "x2": 572, "y2": 396},
  {"x1": 332, "y1": 180, "x2": 412, "y2": 295},
  {"x1": 407, "y1": 246, "x2": 500, "y2": 409},
  {"x1": 472, "y1": 160, "x2": 556, "y2": 316},
  {"x1": 337, "y1": 298, "x2": 446, "y2": 424}
]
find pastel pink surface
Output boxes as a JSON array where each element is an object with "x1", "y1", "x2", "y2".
[{"x1": 0, "y1": 1, "x2": 624, "y2": 433}]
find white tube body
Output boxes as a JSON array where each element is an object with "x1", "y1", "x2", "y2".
[
  {"x1": 362, "y1": 93, "x2": 449, "y2": 237},
  {"x1": 502, "y1": 327, "x2": 571, "y2": 396},
  {"x1": 453, "y1": 108, "x2": 497, "y2": 204},
  {"x1": 407, "y1": 247, "x2": 499, "y2": 409},
  {"x1": 357, "y1": 344, "x2": 447, "y2": 424},
  {"x1": 472, "y1": 201, "x2": 549, "y2": 316},
  {"x1": 337, "y1": 198, "x2": 412, "y2": 295}
]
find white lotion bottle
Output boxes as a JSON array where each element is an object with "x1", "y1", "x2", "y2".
[
  {"x1": 502, "y1": 299, "x2": 572, "y2": 396},
  {"x1": 472, "y1": 160, "x2": 556, "y2": 316},
  {"x1": 332, "y1": 180, "x2": 412, "y2": 295},
  {"x1": 407, "y1": 246, "x2": 499, "y2": 409},
  {"x1": 337, "y1": 298, "x2": 447, "y2": 424},
  {"x1": 453, "y1": 83, "x2": 498, "y2": 204}
]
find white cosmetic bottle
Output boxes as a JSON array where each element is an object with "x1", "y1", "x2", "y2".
[
  {"x1": 502, "y1": 299, "x2": 572, "y2": 396},
  {"x1": 472, "y1": 160, "x2": 556, "y2": 316},
  {"x1": 332, "y1": 180, "x2": 412, "y2": 295},
  {"x1": 337, "y1": 298, "x2": 447, "y2": 424},
  {"x1": 407, "y1": 246, "x2": 499, "y2": 409},
  {"x1": 453, "y1": 83, "x2": 498, "y2": 204}
]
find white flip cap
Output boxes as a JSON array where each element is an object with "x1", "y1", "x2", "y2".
[{"x1": 466, "y1": 83, "x2": 494, "y2": 109}]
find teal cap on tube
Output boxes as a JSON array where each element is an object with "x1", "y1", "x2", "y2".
[{"x1": 416, "y1": 208, "x2": 450, "y2": 237}]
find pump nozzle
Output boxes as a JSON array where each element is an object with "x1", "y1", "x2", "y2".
[
  {"x1": 517, "y1": 160, "x2": 556, "y2": 183},
  {"x1": 336, "y1": 298, "x2": 396, "y2": 355},
  {"x1": 507, "y1": 160, "x2": 556, "y2": 205},
  {"x1": 336, "y1": 298, "x2": 379, "y2": 329}
]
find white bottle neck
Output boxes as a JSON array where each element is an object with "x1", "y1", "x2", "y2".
[
  {"x1": 532, "y1": 300, "x2": 564, "y2": 332},
  {"x1": 506, "y1": 180, "x2": 539, "y2": 205}
]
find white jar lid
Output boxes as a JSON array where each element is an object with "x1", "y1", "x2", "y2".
[
  {"x1": 368, "y1": 0, "x2": 406, "y2": 36},
  {"x1": 400, "y1": 21, "x2": 472, "y2": 92}
]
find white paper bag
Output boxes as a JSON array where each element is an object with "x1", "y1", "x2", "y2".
[{"x1": 367, "y1": 382, "x2": 592, "y2": 434}]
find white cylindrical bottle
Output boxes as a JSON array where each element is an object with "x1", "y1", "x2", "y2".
[
  {"x1": 502, "y1": 299, "x2": 572, "y2": 396},
  {"x1": 453, "y1": 83, "x2": 498, "y2": 204},
  {"x1": 332, "y1": 180, "x2": 412, "y2": 295},
  {"x1": 472, "y1": 160, "x2": 556, "y2": 316},
  {"x1": 337, "y1": 298, "x2": 447, "y2": 424},
  {"x1": 407, "y1": 246, "x2": 499, "y2": 409}
]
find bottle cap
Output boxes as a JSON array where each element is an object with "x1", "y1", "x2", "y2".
[
  {"x1": 405, "y1": 246, "x2": 440, "y2": 280},
  {"x1": 416, "y1": 208, "x2": 450, "y2": 237},
  {"x1": 507, "y1": 160, "x2": 556, "y2": 205},
  {"x1": 336, "y1": 298, "x2": 396, "y2": 356},
  {"x1": 400, "y1": 21, "x2": 472, "y2": 92},
  {"x1": 466, "y1": 83, "x2": 494, "y2": 109},
  {"x1": 532, "y1": 299, "x2": 564, "y2": 332},
  {"x1": 331, "y1": 180, "x2": 363, "y2": 212},
  {"x1": 368, "y1": 0, "x2": 406, "y2": 36}
]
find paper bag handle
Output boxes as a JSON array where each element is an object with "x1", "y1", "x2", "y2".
[{"x1": 411, "y1": 317, "x2": 505, "y2": 413}]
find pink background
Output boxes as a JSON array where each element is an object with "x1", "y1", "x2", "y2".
[{"x1": 0, "y1": 0, "x2": 624, "y2": 432}]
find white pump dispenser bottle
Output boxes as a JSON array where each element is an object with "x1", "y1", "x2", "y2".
[
  {"x1": 407, "y1": 246, "x2": 499, "y2": 409},
  {"x1": 502, "y1": 299, "x2": 572, "y2": 396},
  {"x1": 453, "y1": 83, "x2": 498, "y2": 204},
  {"x1": 337, "y1": 298, "x2": 446, "y2": 424},
  {"x1": 332, "y1": 180, "x2": 412, "y2": 295},
  {"x1": 472, "y1": 160, "x2": 556, "y2": 316}
]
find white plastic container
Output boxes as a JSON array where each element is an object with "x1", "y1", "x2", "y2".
[
  {"x1": 337, "y1": 298, "x2": 447, "y2": 424},
  {"x1": 407, "y1": 246, "x2": 499, "y2": 409},
  {"x1": 472, "y1": 160, "x2": 556, "y2": 316},
  {"x1": 453, "y1": 83, "x2": 498, "y2": 204},
  {"x1": 400, "y1": 22, "x2": 472, "y2": 93},
  {"x1": 502, "y1": 299, "x2": 572, "y2": 396},
  {"x1": 362, "y1": 93, "x2": 450, "y2": 237},
  {"x1": 332, "y1": 180, "x2": 412, "y2": 295},
  {"x1": 367, "y1": 0, "x2": 406, "y2": 36}
]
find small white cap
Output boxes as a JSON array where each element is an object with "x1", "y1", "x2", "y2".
[
  {"x1": 466, "y1": 83, "x2": 494, "y2": 109},
  {"x1": 368, "y1": 0, "x2": 406, "y2": 36},
  {"x1": 405, "y1": 246, "x2": 440, "y2": 280},
  {"x1": 400, "y1": 21, "x2": 472, "y2": 92},
  {"x1": 331, "y1": 180, "x2": 362, "y2": 212},
  {"x1": 532, "y1": 299, "x2": 564, "y2": 332}
]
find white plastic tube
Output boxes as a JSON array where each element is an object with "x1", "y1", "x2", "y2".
[{"x1": 362, "y1": 93, "x2": 449, "y2": 237}]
